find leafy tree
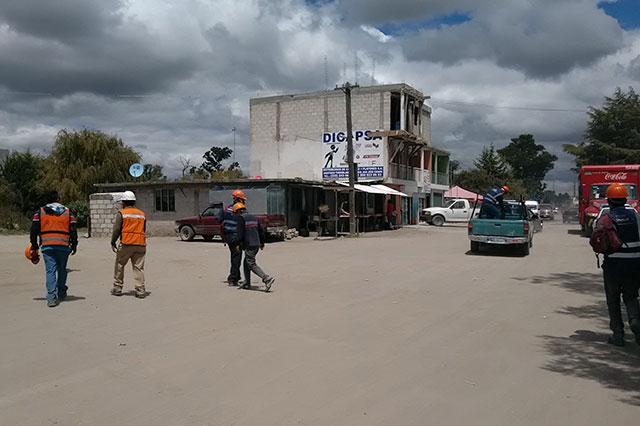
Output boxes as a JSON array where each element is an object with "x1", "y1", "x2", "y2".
[
  {"x1": 0, "y1": 151, "x2": 45, "y2": 215},
  {"x1": 473, "y1": 144, "x2": 509, "y2": 182},
  {"x1": 564, "y1": 87, "x2": 640, "y2": 167},
  {"x1": 140, "y1": 164, "x2": 166, "y2": 182},
  {"x1": 201, "y1": 146, "x2": 234, "y2": 173},
  {"x1": 42, "y1": 129, "x2": 140, "y2": 201},
  {"x1": 498, "y1": 134, "x2": 557, "y2": 198}
]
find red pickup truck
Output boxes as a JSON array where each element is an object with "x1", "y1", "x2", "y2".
[{"x1": 175, "y1": 202, "x2": 287, "y2": 241}]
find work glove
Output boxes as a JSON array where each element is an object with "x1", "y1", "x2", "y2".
[
  {"x1": 260, "y1": 244, "x2": 265, "y2": 251},
  {"x1": 71, "y1": 246, "x2": 77, "y2": 255},
  {"x1": 111, "y1": 243, "x2": 118, "y2": 253}
]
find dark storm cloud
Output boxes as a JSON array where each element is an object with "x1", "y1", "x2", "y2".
[
  {"x1": 0, "y1": 0, "x2": 200, "y2": 95},
  {"x1": 0, "y1": 0, "x2": 123, "y2": 42},
  {"x1": 400, "y1": 0, "x2": 624, "y2": 78}
]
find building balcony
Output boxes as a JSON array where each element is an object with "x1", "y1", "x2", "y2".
[{"x1": 432, "y1": 171, "x2": 449, "y2": 186}]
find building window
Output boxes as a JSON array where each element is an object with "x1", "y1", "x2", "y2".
[{"x1": 155, "y1": 189, "x2": 175, "y2": 212}]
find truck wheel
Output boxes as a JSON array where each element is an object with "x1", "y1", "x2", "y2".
[
  {"x1": 179, "y1": 226, "x2": 195, "y2": 241},
  {"x1": 470, "y1": 241, "x2": 480, "y2": 252},
  {"x1": 203, "y1": 235, "x2": 213, "y2": 242},
  {"x1": 431, "y1": 215, "x2": 445, "y2": 227},
  {"x1": 520, "y1": 243, "x2": 530, "y2": 256}
]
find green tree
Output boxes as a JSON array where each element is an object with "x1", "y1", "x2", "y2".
[
  {"x1": 564, "y1": 87, "x2": 640, "y2": 167},
  {"x1": 140, "y1": 164, "x2": 166, "y2": 182},
  {"x1": 201, "y1": 146, "x2": 233, "y2": 173},
  {"x1": 42, "y1": 129, "x2": 140, "y2": 201},
  {"x1": 473, "y1": 144, "x2": 509, "y2": 182},
  {"x1": 0, "y1": 151, "x2": 45, "y2": 215},
  {"x1": 498, "y1": 134, "x2": 557, "y2": 198}
]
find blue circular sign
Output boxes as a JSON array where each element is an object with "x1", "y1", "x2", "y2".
[{"x1": 129, "y1": 163, "x2": 144, "y2": 178}]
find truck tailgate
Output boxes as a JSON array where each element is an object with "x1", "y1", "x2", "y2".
[{"x1": 470, "y1": 219, "x2": 526, "y2": 237}]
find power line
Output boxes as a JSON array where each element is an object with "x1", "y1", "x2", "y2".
[
  {"x1": 0, "y1": 89, "x2": 590, "y2": 113},
  {"x1": 430, "y1": 98, "x2": 587, "y2": 113}
]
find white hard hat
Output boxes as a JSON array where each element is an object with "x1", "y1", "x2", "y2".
[{"x1": 121, "y1": 191, "x2": 136, "y2": 201}]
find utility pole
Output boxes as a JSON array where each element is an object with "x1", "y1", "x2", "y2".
[
  {"x1": 336, "y1": 82, "x2": 359, "y2": 236},
  {"x1": 231, "y1": 127, "x2": 236, "y2": 164}
]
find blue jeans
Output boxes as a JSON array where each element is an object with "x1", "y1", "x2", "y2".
[{"x1": 42, "y1": 247, "x2": 71, "y2": 302}]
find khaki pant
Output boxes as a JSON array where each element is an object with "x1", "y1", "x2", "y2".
[{"x1": 114, "y1": 245, "x2": 146, "y2": 291}]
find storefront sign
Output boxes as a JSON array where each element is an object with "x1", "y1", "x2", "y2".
[{"x1": 322, "y1": 130, "x2": 384, "y2": 180}]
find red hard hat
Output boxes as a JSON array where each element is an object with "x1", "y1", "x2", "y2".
[
  {"x1": 232, "y1": 190, "x2": 246, "y2": 201},
  {"x1": 25, "y1": 245, "x2": 39, "y2": 265},
  {"x1": 502, "y1": 185, "x2": 510, "y2": 193},
  {"x1": 606, "y1": 183, "x2": 628, "y2": 199}
]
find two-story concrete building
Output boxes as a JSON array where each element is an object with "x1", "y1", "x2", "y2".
[{"x1": 249, "y1": 84, "x2": 449, "y2": 224}]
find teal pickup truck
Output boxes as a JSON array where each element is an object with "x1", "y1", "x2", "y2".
[{"x1": 468, "y1": 201, "x2": 535, "y2": 256}]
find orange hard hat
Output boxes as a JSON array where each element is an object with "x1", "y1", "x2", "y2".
[
  {"x1": 232, "y1": 202, "x2": 246, "y2": 213},
  {"x1": 606, "y1": 182, "x2": 628, "y2": 199},
  {"x1": 232, "y1": 190, "x2": 246, "y2": 201},
  {"x1": 502, "y1": 185, "x2": 510, "y2": 193},
  {"x1": 25, "y1": 245, "x2": 40, "y2": 265}
]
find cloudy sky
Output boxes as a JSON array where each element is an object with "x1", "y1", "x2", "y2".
[{"x1": 1, "y1": 0, "x2": 639, "y2": 192}]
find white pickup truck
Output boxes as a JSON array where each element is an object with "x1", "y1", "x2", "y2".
[{"x1": 421, "y1": 199, "x2": 480, "y2": 226}]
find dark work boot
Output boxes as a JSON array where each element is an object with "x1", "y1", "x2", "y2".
[{"x1": 607, "y1": 332, "x2": 625, "y2": 347}]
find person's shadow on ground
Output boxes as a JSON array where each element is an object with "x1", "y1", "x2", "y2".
[{"x1": 514, "y1": 272, "x2": 640, "y2": 406}]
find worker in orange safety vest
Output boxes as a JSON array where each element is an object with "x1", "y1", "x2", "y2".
[
  {"x1": 30, "y1": 191, "x2": 78, "y2": 307},
  {"x1": 110, "y1": 191, "x2": 147, "y2": 298}
]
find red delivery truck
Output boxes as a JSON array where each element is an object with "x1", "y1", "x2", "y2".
[{"x1": 578, "y1": 164, "x2": 640, "y2": 235}]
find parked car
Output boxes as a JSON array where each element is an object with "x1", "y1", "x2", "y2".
[
  {"x1": 525, "y1": 200, "x2": 540, "y2": 215},
  {"x1": 529, "y1": 209, "x2": 543, "y2": 233},
  {"x1": 175, "y1": 203, "x2": 287, "y2": 241},
  {"x1": 468, "y1": 201, "x2": 534, "y2": 256},
  {"x1": 562, "y1": 208, "x2": 579, "y2": 223},
  {"x1": 421, "y1": 199, "x2": 480, "y2": 226},
  {"x1": 539, "y1": 204, "x2": 554, "y2": 220}
]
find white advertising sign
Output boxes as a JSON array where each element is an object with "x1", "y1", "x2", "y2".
[{"x1": 322, "y1": 130, "x2": 384, "y2": 180}]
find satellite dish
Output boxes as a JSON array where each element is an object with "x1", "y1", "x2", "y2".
[{"x1": 129, "y1": 163, "x2": 144, "y2": 178}]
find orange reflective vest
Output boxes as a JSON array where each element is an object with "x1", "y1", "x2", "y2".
[
  {"x1": 40, "y1": 208, "x2": 71, "y2": 247},
  {"x1": 120, "y1": 208, "x2": 146, "y2": 246}
]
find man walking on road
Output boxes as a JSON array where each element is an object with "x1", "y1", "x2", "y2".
[
  {"x1": 234, "y1": 203, "x2": 275, "y2": 292},
  {"x1": 594, "y1": 183, "x2": 640, "y2": 346},
  {"x1": 221, "y1": 190, "x2": 246, "y2": 286},
  {"x1": 111, "y1": 191, "x2": 147, "y2": 298},
  {"x1": 30, "y1": 191, "x2": 78, "y2": 307}
]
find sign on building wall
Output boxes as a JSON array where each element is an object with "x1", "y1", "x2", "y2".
[{"x1": 322, "y1": 130, "x2": 384, "y2": 180}]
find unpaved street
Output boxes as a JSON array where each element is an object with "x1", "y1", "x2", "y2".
[{"x1": 1, "y1": 223, "x2": 638, "y2": 425}]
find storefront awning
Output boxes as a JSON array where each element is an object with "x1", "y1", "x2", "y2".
[
  {"x1": 336, "y1": 182, "x2": 409, "y2": 197},
  {"x1": 370, "y1": 184, "x2": 409, "y2": 197}
]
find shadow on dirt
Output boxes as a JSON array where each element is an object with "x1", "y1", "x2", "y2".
[
  {"x1": 465, "y1": 248, "x2": 527, "y2": 258},
  {"x1": 540, "y1": 330, "x2": 640, "y2": 406},
  {"x1": 517, "y1": 272, "x2": 640, "y2": 405},
  {"x1": 512, "y1": 272, "x2": 603, "y2": 297}
]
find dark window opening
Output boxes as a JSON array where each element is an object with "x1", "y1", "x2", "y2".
[
  {"x1": 155, "y1": 189, "x2": 175, "y2": 212},
  {"x1": 390, "y1": 93, "x2": 400, "y2": 130}
]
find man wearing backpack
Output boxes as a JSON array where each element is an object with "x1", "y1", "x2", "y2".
[{"x1": 592, "y1": 183, "x2": 640, "y2": 346}]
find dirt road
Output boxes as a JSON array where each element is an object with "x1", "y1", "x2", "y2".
[{"x1": 1, "y1": 223, "x2": 638, "y2": 425}]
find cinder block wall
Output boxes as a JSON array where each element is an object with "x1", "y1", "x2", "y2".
[
  {"x1": 250, "y1": 91, "x2": 391, "y2": 180},
  {"x1": 89, "y1": 193, "x2": 121, "y2": 237}
]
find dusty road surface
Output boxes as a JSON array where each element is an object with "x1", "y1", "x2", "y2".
[{"x1": 1, "y1": 222, "x2": 638, "y2": 425}]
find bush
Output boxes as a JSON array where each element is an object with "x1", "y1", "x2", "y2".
[{"x1": 67, "y1": 200, "x2": 89, "y2": 228}]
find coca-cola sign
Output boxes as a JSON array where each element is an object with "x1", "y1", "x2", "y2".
[{"x1": 604, "y1": 172, "x2": 628, "y2": 181}]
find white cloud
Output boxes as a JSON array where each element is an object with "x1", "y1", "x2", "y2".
[
  {"x1": 360, "y1": 25, "x2": 391, "y2": 43},
  {"x1": 0, "y1": 0, "x2": 637, "y2": 192}
]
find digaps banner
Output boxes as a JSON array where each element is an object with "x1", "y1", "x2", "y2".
[{"x1": 322, "y1": 130, "x2": 384, "y2": 180}]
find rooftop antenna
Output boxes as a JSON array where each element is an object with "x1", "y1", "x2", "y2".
[
  {"x1": 371, "y1": 58, "x2": 376, "y2": 86},
  {"x1": 324, "y1": 55, "x2": 329, "y2": 89},
  {"x1": 354, "y1": 52, "x2": 358, "y2": 85}
]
